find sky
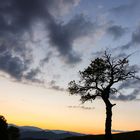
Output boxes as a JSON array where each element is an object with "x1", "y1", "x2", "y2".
[{"x1": 0, "y1": 0, "x2": 140, "y2": 134}]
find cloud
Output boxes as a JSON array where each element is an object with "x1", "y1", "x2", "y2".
[
  {"x1": 24, "y1": 68, "x2": 44, "y2": 83},
  {"x1": 131, "y1": 26, "x2": 140, "y2": 44},
  {"x1": 0, "y1": 42, "x2": 43, "y2": 83},
  {"x1": 111, "y1": 92, "x2": 140, "y2": 101},
  {"x1": 120, "y1": 25, "x2": 140, "y2": 50},
  {"x1": 68, "y1": 106, "x2": 95, "y2": 110},
  {"x1": 116, "y1": 52, "x2": 127, "y2": 58},
  {"x1": 111, "y1": 78, "x2": 140, "y2": 101},
  {"x1": 111, "y1": 62, "x2": 140, "y2": 101},
  {"x1": 40, "y1": 51, "x2": 53, "y2": 67},
  {"x1": 112, "y1": 129, "x2": 129, "y2": 133},
  {"x1": 47, "y1": 0, "x2": 80, "y2": 17},
  {"x1": 49, "y1": 80, "x2": 65, "y2": 91},
  {"x1": 118, "y1": 78, "x2": 140, "y2": 90},
  {"x1": 48, "y1": 14, "x2": 95, "y2": 64},
  {"x1": 106, "y1": 25, "x2": 127, "y2": 40},
  {"x1": 10, "y1": 0, "x2": 84, "y2": 65},
  {"x1": 92, "y1": 49, "x2": 128, "y2": 59},
  {"x1": 0, "y1": 0, "x2": 84, "y2": 82},
  {"x1": 120, "y1": 42, "x2": 132, "y2": 50},
  {"x1": 0, "y1": 41, "x2": 32, "y2": 80},
  {"x1": 111, "y1": 0, "x2": 140, "y2": 16},
  {"x1": 0, "y1": 49, "x2": 27, "y2": 80},
  {"x1": 0, "y1": 0, "x2": 49, "y2": 81}
]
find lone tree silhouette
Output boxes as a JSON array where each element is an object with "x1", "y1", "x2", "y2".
[{"x1": 68, "y1": 51, "x2": 138, "y2": 140}]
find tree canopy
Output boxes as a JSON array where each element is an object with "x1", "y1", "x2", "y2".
[{"x1": 68, "y1": 52, "x2": 137, "y2": 103}]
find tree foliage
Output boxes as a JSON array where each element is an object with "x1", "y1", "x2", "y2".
[
  {"x1": 8, "y1": 126, "x2": 20, "y2": 140},
  {"x1": 0, "y1": 115, "x2": 8, "y2": 140},
  {"x1": 68, "y1": 52, "x2": 137, "y2": 103}
]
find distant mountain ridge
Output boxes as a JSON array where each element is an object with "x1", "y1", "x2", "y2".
[
  {"x1": 9, "y1": 124, "x2": 140, "y2": 140},
  {"x1": 9, "y1": 124, "x2": 84, "y2": 140}
]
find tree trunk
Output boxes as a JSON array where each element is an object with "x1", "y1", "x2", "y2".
[
  {"x1": 102, "y1": 94, "x2": 115, "y2": 140},
  {"x1": 105, "y1": 104, "x2": 112, "y2": 140}
]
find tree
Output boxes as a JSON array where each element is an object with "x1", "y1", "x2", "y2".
[
  {"x1": 0, "y1": 115, "x2": 8, "y2": 140},
  {"x1": 8, "y1": 126, "x2": 20, "y2": 140},
  {"x1": 68, "y1": 51, "x2": 138, "y2": 140}
]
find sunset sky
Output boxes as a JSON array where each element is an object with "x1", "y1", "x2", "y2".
[{"x1": 0, "y1": 0, "x2": 140, "y2": 134}]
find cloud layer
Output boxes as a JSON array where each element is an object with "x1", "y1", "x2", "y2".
[
  {"x1": 111, "y1": 0, "x2": 140, "y2": 16},
  {"x1": 68, "y1": 105, "x2": 95, "y2": 110},
  {"x1": 0, "y1": 0, "x2": 87, "y2": 81},
  {"x1": 0, "y1": 0, "x2": 140, "y2": 100},
  {"x1": 107, "y1": 25, "x2": 127, "y2": 40},
  {"x1": 48, "y1": 14, "x2": 95, "y2": 64}
]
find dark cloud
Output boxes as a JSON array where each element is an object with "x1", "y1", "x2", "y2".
[
  {"x1": 120, "y1": 25, "x2": 140, "y2": 50},
  {"x1": 68, "y1": 106, "x2": 95, "y2": 110},
  {"x1": 111, "y1": 0, "x2": 140, "y2": 16},
  {"x1": 92, "y1": 49, "x2": 127, "y2": 59},
  {"x1": 0, "y1": 50, "x2": 27, "y2": 80},
  {"x1": 46, "y1": 0, "x2": 80, "y2": 17},
  {"x1": 120, "y1": 42, "x2": 132, "y2": 50},
  {"x1": 118, "y1": 78, "x2": 140, "y2": 90},
  {"x1": 132, "y1": 26, "x2": 140, "y2": 44},
  {"x1": 49, "y1": 80, "x2": 65, "y2": 91},
  {"x1": 48, "y1": 14, "x2": 94, "y2": 64},
  {"x1": 0, "y1": 42, "x2": 43, "y2": 83},
  {"x1": 0, "y1": 0, "x2": 92, "y2": 82},
  {"x1": 107, "y1": 25, "x2": 126, "y2": 40},
  {"x1": 116, "y1": 52, "x2": 127, "y2": 58},
  {"x1": 0, "y1": 0, "x2": 79, "y2": 32},
  {"x1": 3, "y1": 0, "x2": 84, "y2": 65},
  {"x1": 0, "y1": 0, "x2": 48, "y2": 34},
  {"x1": 24, "y1": 68, "x2": 43, "y2": 83},
  {"x1": 40, "y1": 52, "x2": 53, "y2": 67},
  {"x1": 0, "y1": 0, "x2": 50, "y2": 81},
  {"x1": 111, "y1": 78, "x2": 140, "y2": 101},
  {"x1": 0, "y1": 42, "x2": 31, "y2": 80},
  {"x1": 111, "y1": 92, "x2": 140, "y2": 101}
]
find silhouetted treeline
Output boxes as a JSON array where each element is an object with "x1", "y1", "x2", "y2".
[{"x1": 0, "y1": 115, "x2": 20, "y2": 140}]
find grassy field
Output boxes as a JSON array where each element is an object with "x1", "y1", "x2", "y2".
[{"x1": 64, "y1": 131, "x2": 140, "y2": 140}]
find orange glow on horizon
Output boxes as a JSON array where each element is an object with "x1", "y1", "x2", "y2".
[
  {"x1": 0, "y1": 78, "x2": 140, "y2": 135},
  {"x1": 4, "y1": 111, "x2": 104, "y2": 135},
  {"x1": 7, "y1": 118, "x2": 103, "y2": 135}
]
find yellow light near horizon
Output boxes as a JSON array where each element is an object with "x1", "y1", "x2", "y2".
[
  {"x1": 6, "y1": 116, "x2": 103, "y2": 134},
  {"x1": 1, "y1": 101, "x2": 104, "y2": 134},
  {"x1": 0, "y1": 78, "x2": 140, "y2": 135}
]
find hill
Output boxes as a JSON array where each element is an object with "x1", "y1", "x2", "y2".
[
  {"x1": 63, "y1": 131, "x2": 140, "y2": 140},
  {"x1": 8, "y1": 125, "x2": 140, "y2": 140},
  {"x1": 10, "y1": 125, "x2": 84, "y2": 140}
]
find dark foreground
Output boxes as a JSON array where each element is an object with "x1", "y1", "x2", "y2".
[{"x1": 63, "y1": 131, "x2": 140, "y2": 140}]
